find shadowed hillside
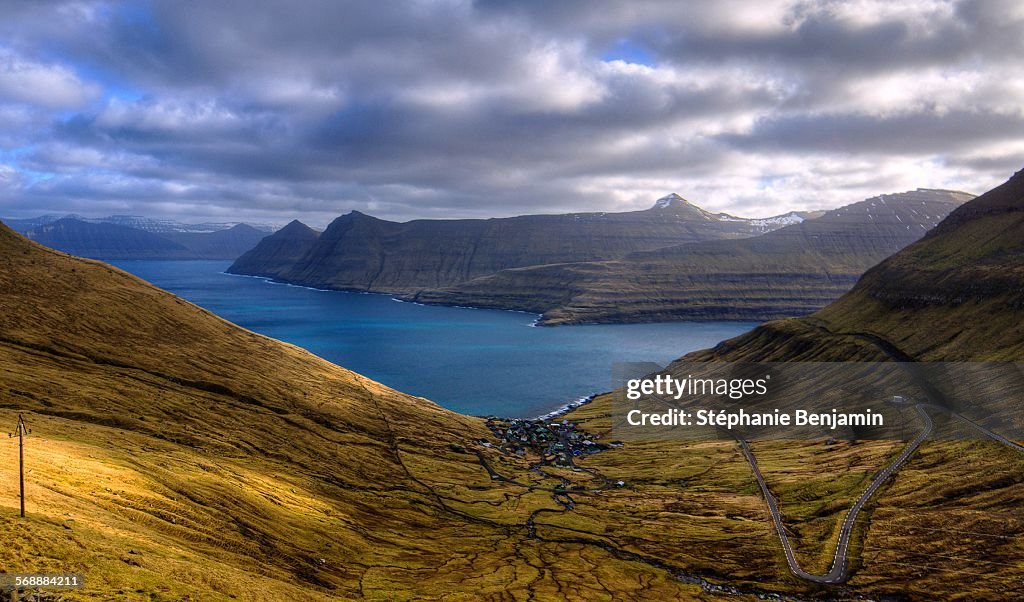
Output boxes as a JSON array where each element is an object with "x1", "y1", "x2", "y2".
[
  {"x1": 24, "y1": 218, "x2": 194, "y2": 260},
  {"x1": 688, "y1": 170, "x2": 1024, "y2": 362},
  {"x1": 412, "y1": 189, "x2": 971, "y2": 324},
  {"x1": 162, "y1": 224, "x2": 270, "y2": 259},
  {"x1": 228, "y1": 195, "x2": 812, "y2": 293},
  {"x1": 23, "y1": 218, "x2": 268, "y2": 260},
  {"x1": 227, "y1": 219, "x2": 321, "y2": 280}
]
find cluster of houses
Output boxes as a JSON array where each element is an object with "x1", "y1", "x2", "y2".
[{"x1": 483, "y1": 417, "x2": 619, "y2": 468}]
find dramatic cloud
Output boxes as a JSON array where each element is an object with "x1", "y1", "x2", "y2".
[{"x1": 0, "y1": 0, "x2": 1021, "y2": 225}]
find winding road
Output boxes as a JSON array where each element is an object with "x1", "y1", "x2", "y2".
[{"x1": 742, "y1": 402, "x2": 1024, "y2": 584}]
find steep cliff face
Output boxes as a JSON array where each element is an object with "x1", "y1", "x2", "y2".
[
  {"x1": 413, "y1": 189, "x2": 972, "y2": 324},
  {"x1": 687, "y1": 171, "x2": 1024, "y2": 362},
  {"x1": 227, "y1": 196, "x2": 808, "y2": 292},
  {"x1": 227, "y1": 219, "x2": 321, "y2": 278}
]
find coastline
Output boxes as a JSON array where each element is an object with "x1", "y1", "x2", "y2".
[
  {"x1": 222, "y1": 270, "x2": 780, "y2": 328},
  {"x1": 224, "y1": 270, "x2": 549, "y2": 323},
  {"x1": 535, "y1": 392, "x2": 604, "y2": 421}
]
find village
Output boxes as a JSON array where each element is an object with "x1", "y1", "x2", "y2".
[{"x1": 481, "y1": 416, "x2": 622, "y2": 469}]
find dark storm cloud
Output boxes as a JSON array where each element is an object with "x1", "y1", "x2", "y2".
[
  {"x1": 721, "y1": 109, "x2": 1024, "y2": 155},
  {"x1": 0, "y1": 0, "x2": 1022, "y2": 225}
]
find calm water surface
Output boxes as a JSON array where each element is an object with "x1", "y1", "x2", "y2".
[{"x1": 110, "y1": 260, "x2": 759, "y2": 417}]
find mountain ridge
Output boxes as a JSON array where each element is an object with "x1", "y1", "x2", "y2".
[
  {"x1": 17, "y1": 217, "x2": 270, "y2": 260},
  {"x1": 4, "y1": 213, "x2": 278, "y2": 235},
  {"x1": 227, "y1": 196, "x2": 816, "y2": 293},
  {"x1": 683, "y1": 170, "x2": 1024, "y2": 362},
  {"x1": 411, "y1": 189, "x2": 973, "y2": 324}
]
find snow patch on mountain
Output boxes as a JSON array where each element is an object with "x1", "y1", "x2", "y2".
[
  {"x1": 749, "y1": 212, "x2": 806, "y2": 228},
  {"x1": 652, "y1": 193, "x2": 686, "y2": 209}
]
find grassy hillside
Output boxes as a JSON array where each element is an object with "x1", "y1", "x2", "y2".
[
  {"x1": 0, "y1": 222, "x2": 777, "y2": 600},
  {"x1": 3, "y1": 161, "x2": 1022, "y2": 601},
  {"x1": 559, "y1": 169, "x2": 1024, "y2": 599},
  {"x1": 690, "y1": 170, "x2": 1024, "y2": 362},
  {"x1": 565, "y1": 397, "x2": 1024, "y2": 600}
]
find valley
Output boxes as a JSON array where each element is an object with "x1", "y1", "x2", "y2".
[
  {"x1": 2, "y1": 168, "x2": 1023, "y2": 600},
  {"x1": 3, "y1": 3, "x2": 1022, "y2": 600}
]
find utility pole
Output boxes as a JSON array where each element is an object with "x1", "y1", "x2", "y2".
[{"x1": 10, "y1": 414, "x2": 29, "y2": 518}]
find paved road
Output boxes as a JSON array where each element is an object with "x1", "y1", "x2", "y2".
[{"x1": 742, "y1": 401, "x2": 1023, "y2": 584}]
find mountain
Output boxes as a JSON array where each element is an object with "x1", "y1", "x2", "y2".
[
  {"x1": 20, "y1": 218, "x2": 269, "y2": 260},
  {"x1": 228, "y1": 219, "x2": 322, "y2": 279},
  {"x1": 686, "y1": 173, "x2": 1024, "y2": 362},
  {"x1": 162, "y1": 223, "x2": 270, "y2": 259},
  {"x1": 411, "y1": 189, "x2": 972, "y2": 324},
  {"x1": 1, "y1": 214, "x2": 70, "y2": 232},
  {"x1": 95, "y1": 214, "x2": 278, "y2": 234},
  {"x1": 4, "y1": 214, "x2": 277, "y2": 235},
  {"x1": 0, "y1": 220, "x2": 496, "y2": 598},
  {"x1": 23, "y1": 218, "x2": 194, "y2": 259},
  {"x1": 226, "y1": 196, "x2": 811, "y2": 292}
]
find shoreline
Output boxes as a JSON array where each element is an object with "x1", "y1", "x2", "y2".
[
  {"x1": 535, "y1": 392, "x2": 605, "y2": 421},
  {"x1": 225, "y1": 270, "x2": 549, "y2": 323},
  {"x1": 222, "y1": 270, "x2": 774, "y2": 328}
]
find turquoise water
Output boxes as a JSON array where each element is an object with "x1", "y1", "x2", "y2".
[{"x1": 110, "y1": 260, "x2": 759, "y2": 418}]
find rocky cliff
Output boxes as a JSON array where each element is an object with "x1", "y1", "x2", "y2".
[
  {"x1": 413, "y1": 189, "x2": 972, "y2": 324},
  {"x1": 227, "y1": 219, "x2": 321, "y2": 278},
  {"x1": 227, "y1": 195, "x2": 811, "y2": 291}
]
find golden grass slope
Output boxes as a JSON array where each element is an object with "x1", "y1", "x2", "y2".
[
  {"x1": 1, "y1": 222, "x2": 739, "y2": 600},
  {"x1": 5, "y1": 167, "x2": 1024, "y2": 602}
]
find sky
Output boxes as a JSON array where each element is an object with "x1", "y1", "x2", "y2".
[{"x1": 0, "y1": 0, "x2": 1022, "y2": 227}]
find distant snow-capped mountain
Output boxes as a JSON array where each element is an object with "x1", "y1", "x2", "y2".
[{"x1": 2, "y1": 214, "x2": 278, "y2": 235}]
